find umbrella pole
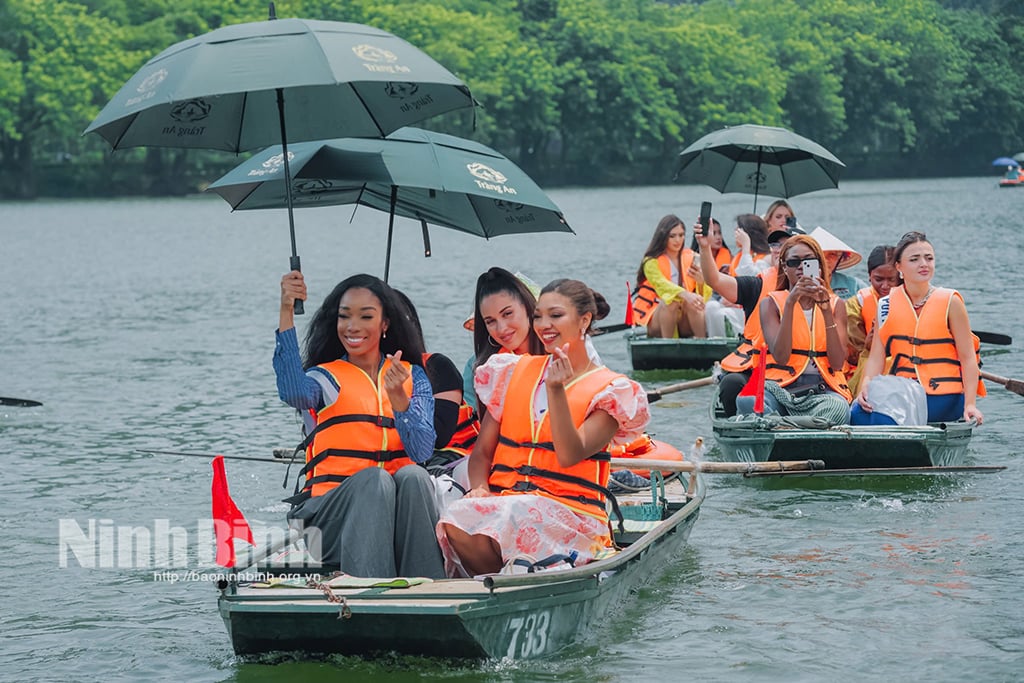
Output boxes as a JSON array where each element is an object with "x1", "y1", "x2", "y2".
[
  {"x1": 752, "y1": 149, "x2": 762, "y2": 214},
  {"x1": 276, "y1": 87, "x2": 303, "y2": 314},
  {"x1": 384, "y1": 185, "x2": 398, "y2": 283}
]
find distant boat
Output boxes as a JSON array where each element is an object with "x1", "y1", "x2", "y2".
[{"x1": 626, "y1": 329, "x2": 736, "y2": 371}]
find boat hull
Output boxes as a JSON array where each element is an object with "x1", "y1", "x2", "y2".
[
  {"x1": 709, "y1": 392, "x2": 973, "y2": 469},
  {"x1": 627, "y1": 333, "x2": 735, "y2": 371},
  {"x1": 219, "y1": 477, "x2": 704, "y2": 659}
]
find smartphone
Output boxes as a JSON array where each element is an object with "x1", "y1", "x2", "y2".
[
  {"x1": 802, "y1": 259, "x2": 820, "y2": 280},
  {"x1": 698, "y1": 201, "x2": 713, "y2": 237},
  {"x1": 785, "y1": 215, "x2": 797, "y2": 229}
]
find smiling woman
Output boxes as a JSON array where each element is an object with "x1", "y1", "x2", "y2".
[
  {"x1": 437, "y1": 279, "x2": 649, "y2": 578},
  {"x1": 272, "y1": 271, "x2": 444, "y2": 578}
]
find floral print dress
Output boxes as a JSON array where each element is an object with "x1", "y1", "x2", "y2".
[{"x1": 436, "y1": 354, "x2": 649, "y2": 577}]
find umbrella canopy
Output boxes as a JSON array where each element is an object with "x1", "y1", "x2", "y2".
[
  {"x1": 85, "y1": 12, "x2": 476, "y2": 312},
  {"x1": 992, "y1": 156, "x2": 1020, "y2": 167},
  {"x1": 207, "y1": 127, "x2": 573, "y2": 281},
  {"x1": 84, "y1": 18, "x2": 474, "y2": 152},
  {"x1": 1013, "y1": 152, "x2": 1024, "y2": 164},
  {"x1": 675, "y1": 124, "x2": 845, "y2": 212}
]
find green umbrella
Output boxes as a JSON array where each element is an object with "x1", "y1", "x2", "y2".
[
  {"x1": 84, "y1": 5, "x2": 475, "y2": 310},
  {"x1": 675, "y1": 124, "x2": 845, "y2": 213},
  {"x1": 207, "y1": 127, "x2": 573, "y2": 281}
]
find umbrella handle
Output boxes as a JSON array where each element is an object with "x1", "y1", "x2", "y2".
[{"x1": 290, "y1": 255, "x2": 304, "y2": 315}]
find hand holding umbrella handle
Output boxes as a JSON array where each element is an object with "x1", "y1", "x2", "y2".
[{"x1": 290, "y1": 255, "x2": 304, "y2": 315}]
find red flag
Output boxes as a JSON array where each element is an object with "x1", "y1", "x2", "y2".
[
  {"x1": 211, "y1": 455, "x2": 254, "y2": 567},
  {"x1": 625, "y1": 282, "x2": 635, "y2": 326},
  {"x1": 738, "y1": 343, "x2": 767, "y2": 414}
]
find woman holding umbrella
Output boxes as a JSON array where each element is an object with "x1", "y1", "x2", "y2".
[{"x1": 275, "y1": 270, "x2": 444, "y2": 578}]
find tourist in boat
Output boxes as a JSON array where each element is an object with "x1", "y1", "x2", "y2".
[
  {"x1": 736, "y1": 235, "x2": 852, "y2": 422},
  {"x1": 763, "y1": 199, "x2": 797, "y2": 234},
  {"x1": 692, "y1": 217, "x2": 732, "y2": 272},
  {"x1": 632, "y1": 215, "x2": 707, "y2": 339},
  {"x1": 808, "y1": 226, "x2": 867, "y2": 300},
  {"x1": 275, "y1": 271, "x2": 444, "y2": 578},
  {"x1": 697, "y1": 224, "x2": 797, "y2": 415},
  {"x1": 392, "y1": 289, "x2": 479, "y2": 475},
  {"x1": 461, "y1": 267, "x2": 545, "y2": 413},
  {"x1": 851, "y1": 231, "x2": 984, "y2": 425},
  {"x1": 729, "y1": 213, "x2": 773, "y2": 276},
  {"x1": 438, "y1": 279, "x2": 649, "y2": 577},
  {"x1": 844, "y1": 245, "x2": 899, "y2": 397}
]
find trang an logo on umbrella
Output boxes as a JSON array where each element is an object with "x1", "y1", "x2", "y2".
[
  {"x1": 495, "y1": 199, "x2": 537, "y2": 225},
  {"x1": 125, "y1": 68, "x2": 167, "y2": 107},
  {"x1": 353, "y1": 44, "x2": 411, "y2": 74},
  {"x1": 293, "y1": 178, "x2": 338, "y2": 199},
  {"x1": 387, "y1": 82, "x2": 434, "y2": 113},
  {"x1": 160, "y1": 99, "x2": 211, "y2": 138},
  {"x1": 744, "y1": 170, "x2": 767, "y2": 191},
  {"x1": 468, "y1": 163, "x2": 518, "y2": 195},
  {"x1": 246, "y1": 151, "x2": 295, "y2": 178}
]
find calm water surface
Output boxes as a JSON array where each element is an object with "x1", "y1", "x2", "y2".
[{"x1": 2, "y1": 177, "x2": 1022, "y2": 681}]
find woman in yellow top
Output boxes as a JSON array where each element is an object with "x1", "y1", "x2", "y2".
[{"x1": 632, "y1": 214, "x2": 706, "y2": 338}]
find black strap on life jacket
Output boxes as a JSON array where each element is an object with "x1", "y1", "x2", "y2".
[
  {"x1": 489, "y1": 463, "x2": 625, "y2": 533},
  {"x1": 889, "y1": 352, "x2": 965, "y2": 390},
  {"x1": 766, "y1": 348, "x2": 832, "y2": 376},
  {"x1": 885, "y1": 333, "x2": 957, "y2": 358},
  {"x1": 282, "y1": 412, "x2": 404, "y2": 506},
  {"x1": 496, "y1": 435, "x2": 611, "y2": 462}
]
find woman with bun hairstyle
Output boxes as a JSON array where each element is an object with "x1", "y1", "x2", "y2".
[{"x1": 438, "y1": 279, "x2": 649, "y2": 577}]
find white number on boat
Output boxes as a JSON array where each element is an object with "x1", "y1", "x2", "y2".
[{"x1": 506, "y1": 611, "x2": 550, "y2": 658}]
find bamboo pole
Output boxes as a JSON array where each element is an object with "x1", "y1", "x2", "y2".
[
  {"x1": 610, "y1": 457, "x2": 824, "y2": 473},
  {"x1": 646, "y1": 376, "x2": 714, "y2": 403}
]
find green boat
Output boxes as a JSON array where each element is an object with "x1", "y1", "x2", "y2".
[
  {"x1": 218, "y1": 473, "x2": 705, "y2": 659},
  {"x1": 709, "y1": 389, "x2": 975, "y2": 471},
  {"x1": 626, "y1": 330, "x2": 736, "y2": 371}
]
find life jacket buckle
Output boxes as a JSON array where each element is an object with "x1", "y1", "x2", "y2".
[{"x1": 511, "y1": 481, "x2": 533, "y2": 492}]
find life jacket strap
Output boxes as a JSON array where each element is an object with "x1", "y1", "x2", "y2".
[
  {"x1": 497, "y1": 435, "x2": 610, "y2": 461},
  {"x1": 490, "y1": 463, "x2": 624, "y2": 532}
]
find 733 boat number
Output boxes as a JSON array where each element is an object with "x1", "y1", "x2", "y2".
[{"x1": 505, "y1": 611, "x2": 551, "y2": 658}]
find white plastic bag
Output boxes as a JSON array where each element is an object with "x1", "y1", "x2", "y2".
[{"x1": 866, "y1": 375, "x2": 928, "y2": 425}]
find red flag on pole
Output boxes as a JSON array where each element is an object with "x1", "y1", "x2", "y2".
[
  {"x1": 625, "y1": 282, "x2": 635, "y2": 326},
  {"x1": 211, "y1": 454, "x2": 254, "y2": 567},
  {"x1": 738, "y1": 343, "x2": 767, "y2": 415}
]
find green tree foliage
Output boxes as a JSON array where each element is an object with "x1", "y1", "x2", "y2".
[{"x1": 0, "y1": 0, "x2": 1021, "y2": 197}]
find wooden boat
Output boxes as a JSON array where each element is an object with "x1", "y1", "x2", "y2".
[
  {"x1": 709, "y1": 388, "x2": 977, "y2": 472},
  {"x1": 626, "y1": 329, "x2": 735, "y2": 371},
  {"x1": 217, "y1": 472, "x2": 706, "y2": 659}
]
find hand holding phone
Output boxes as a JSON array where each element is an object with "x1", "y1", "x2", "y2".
[
  {"x1": 698, "y1": 201, "x2": 713, "y2": 237},
  {"x1": 785, "y1": 215, "x2": 797, "y2": 230},
  {"x1": 801, "y1": 259, "x2": 820, "y2": 280}
]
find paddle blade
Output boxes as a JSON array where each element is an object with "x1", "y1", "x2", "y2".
[
  {"x1": 212, "y1": 455, "x2": 254, "y2": 567},
  {"x1": 625, "y1": 281, "x2": 635, "y2": 326}
]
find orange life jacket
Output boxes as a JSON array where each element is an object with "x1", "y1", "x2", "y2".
[
  {"x1": 728, "y1": 250, "x2": 770, "y2": 277},
  {"x1": 609, "y1": 434, "x2": 684, "y2": 478},
  {"x1": 857, "y1": 286, "x2": 880, "y2": 335},
  {"x1": 720, "y1": 269, "x2": 775, "y2": 373},
  {"x1": 880, "y1": 286, "x2": 985, "y2": 397},
  {"x1": 714, "y1": 246, "x2": 733, "y2": 271},
  {"x1": 290, "y1": 358, "x2": 415, "y2": 503},
  {"x1": 762, "y1": 291, "x2": 852, "y2": 401},
  {"x1": 488, "y1": 355, "x2": 620, "y2": 523},
  {"x1": 632, "y1": 251, "x2": 698, "y2": 327},
  {"x1": 424, "y1": 353, "x2": 480, "y2": 455}
]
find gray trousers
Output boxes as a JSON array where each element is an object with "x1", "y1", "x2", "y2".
[{"x1": 287, "y1": 465, "x2": 444, "y2": 578}]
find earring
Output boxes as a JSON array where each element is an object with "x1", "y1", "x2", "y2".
[
  {"x1": 382, "y1": 330, "x2": 387, "y2": 339},
  {"x1": 488, "y1": 335, "x2": 499, "y2": 348},
  {"x1": 580, "y1": 328, "x2": 586, "y2": 340}
]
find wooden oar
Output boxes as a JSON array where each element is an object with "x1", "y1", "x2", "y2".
[
  {"x1": 980, "y1": 370, "x2": 1024, "y2": 396},
  {"x1": 611, "y1": 457, "x2": 824, "y2": 473},
  {"x1": 0, "y1": 396, "x2": 42, "y2": 407},
  {"x1": 646, "y1": 376, "x2": 714, "y2": 403},
  {"x1": 975, "y1": 330, "x2": 1011, "y2": 345},
  {"x1": 592, "y1": 322, "x2": 631, "y2": 336},
  {"x1": 137, "y1": 448, "x2": 285, "y2": 463}
]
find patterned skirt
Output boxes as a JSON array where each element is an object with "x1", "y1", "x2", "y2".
[{"x1": 436, "y1": 493, "x2": 611, "y2": 578}]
